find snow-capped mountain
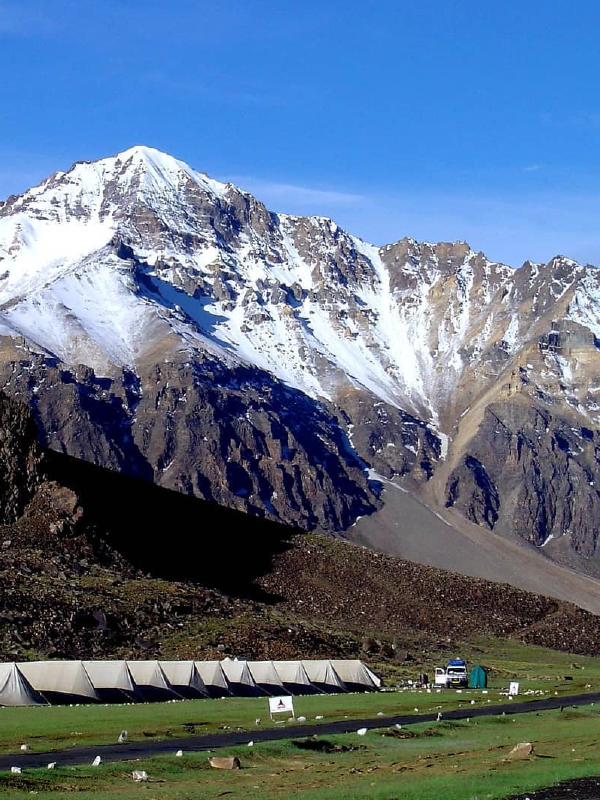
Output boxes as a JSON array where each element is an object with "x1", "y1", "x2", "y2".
[{"x1": 2, "y1": 145, "x2": 600, "y2": 572}]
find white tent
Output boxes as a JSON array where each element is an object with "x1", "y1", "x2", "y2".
[
  {"x1": 301, "y1": 660, "x2": 347, "y2": 693},
  {"x1": 194, "y1": 661, "x2": 231, "y2": 698},
  {"x1": 127, "y1": 661, "x2": 181, "y2": 701},
  {"x1": 18, "y1": 661, "x2": 99, "y2": 703},
  {"x1": 220, "y1": 658, "x2": 265, "y2": 697},
  {"x1": 329, "y1": 660, "x2": 380, "y2": 691},
  {"x1": 0, "y1": 663, "x2": 46, "y2": 706},
  {"x1": 159, "y1": 661, "x2": 208, "y2": 698},
  {"x1": 246, "y1": 661, "x2": 286, "y2": 696},
  {"x1": 83, "y1": 661, "x2": 142, "y2": 702},
  {"x1": 272, "y1": 660, "x2": 317, "y2": 694}
]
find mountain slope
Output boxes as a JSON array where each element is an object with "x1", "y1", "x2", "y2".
[
  {"x1": 2, "y1": 146, "x2": 600, "y2": 580},
  {"x1": 3, "y1": 389, "x2": 600, "y2": 663}
]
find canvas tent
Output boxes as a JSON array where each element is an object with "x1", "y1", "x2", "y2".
[
  {"x1": 159, "y1": 661, "x2": 208, "y2": 698},
  {"x1": 83, "y1": 661, "x2": 142, "y2": 703},
  {"x1": 9, "y1": 658, "x2": 377, "y2": 704},
  {"x1": 127, "y1": 661, "x2": 181, "y2": 702},
  {"x1": 0, "y1": 663, "x2": 46, "y2": 706},
  {"x1": 272, "y1": 660, "x2": 317, "y2": 694},
  {"x1": 195, "y1": 661, "x2": 231, "y2": 698},
  {"x1": 329, "y1": 660, "x2": 381, "y2": 692},
  {"x1": 18, "y1": 661, "x2": 99, "y2": 704},
  {"x1": 468, "y1": 665, "x2": 487, "y2": 689},
  {"x1": 301, "y1": 660, "x2": 347, "y2": 693},
  {"x1": 246, "y1": 661, "x2": 286, "y2": 696},
  {"x1": 221, "y1": 658, "x2": 265, "y2": 697}
]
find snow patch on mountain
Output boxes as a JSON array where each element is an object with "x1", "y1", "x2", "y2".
[{"x1": 2, "y1": 145, "x2": 600, "y2": 440}]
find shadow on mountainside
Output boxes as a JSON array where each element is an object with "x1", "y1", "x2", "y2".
[{"x1": 43, "y1": 449, "x2": 297, "y2": 602}]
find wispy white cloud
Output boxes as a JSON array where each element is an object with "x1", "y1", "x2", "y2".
[
  {"x1": 523, "y1": 163, "x2": 543, "y2": 172},
  {"x1": 225, "y1": 176, "x2": 365, "y2": 208},
  {"x1": 215, "y1": 170, "x2": 600, "y2": 267}
]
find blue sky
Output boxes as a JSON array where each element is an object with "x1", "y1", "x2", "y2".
[{"x1": 1, "y1": 0, "x2": 599, "y2": 266}]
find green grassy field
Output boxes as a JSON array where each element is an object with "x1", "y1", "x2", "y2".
[
  {"x1": 3, "y1": 707, "x2": 600, "y2": 799},
  {"x1": 0, "y1": 638, "x2": 598, "y2": 756},
  {"x1": 1, "y1": 639, "x2": 599, "y2": 800}
]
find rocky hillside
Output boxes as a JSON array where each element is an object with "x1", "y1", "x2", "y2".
[
  {"x1": 2, "y1": 146, "x2": 600, "y2": 577},
  {"x1": 2, "y1": 390, "x2": 600, "y2": 662}
]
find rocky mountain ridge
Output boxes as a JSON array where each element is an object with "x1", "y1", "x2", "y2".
[{"x1": 2, "y1": 146, "x2": 600, "y2": 574}]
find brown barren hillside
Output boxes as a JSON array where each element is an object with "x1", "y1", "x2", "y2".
[{"x1": 0, "y1": 384, "x2": 600, "y2": 662}]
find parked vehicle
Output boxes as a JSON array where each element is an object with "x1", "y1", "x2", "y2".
[
  {"x1": 445, "y1": 658, "x2": 468, "y2": 687},
  {"x1": 433, "y1": 658, "x2": 468, "y2": 688}
]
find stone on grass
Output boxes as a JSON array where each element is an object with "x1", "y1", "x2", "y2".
[
  {"x1": 209, "y1": 756, "x2": 241, "y2": 770},
  {"x1": 508, "y1": 742, "x2": 534, "y2": 759},
  {"x1": 132, "y1": 770, "x2": 148, "y2": 781}
]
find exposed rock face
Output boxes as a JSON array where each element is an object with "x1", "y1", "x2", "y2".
[
  {"x1": 446, "y1": 402, "x2": 600, "y2": 556},
  {"x1": 2, "y1": 145, "x2": 600, "y2": 570},
  {"x1": 0, "y1": 342, "x2": 376, "y2": 531},
  {"x1": 337, "y1": 389, "x2": 440, "y2": 482},
  {"x1": 0, "y1": 392, "x2": 43, "y2": 523}
]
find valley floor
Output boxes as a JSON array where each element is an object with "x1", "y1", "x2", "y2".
[{"x1": 3, "y1": 702, "x2": 600, "y2": 800}]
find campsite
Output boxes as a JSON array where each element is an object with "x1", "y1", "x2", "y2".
[
  {"x1": 1, "y1": 641, "x2": 600, "y2": 798},
  {"x1": 0, "y1": 659, "x2": 380, "y2": 706}
]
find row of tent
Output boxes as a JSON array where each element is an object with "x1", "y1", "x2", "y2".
[{"x1": 0, "y1": 658, "x2": 381, "y2": 706}]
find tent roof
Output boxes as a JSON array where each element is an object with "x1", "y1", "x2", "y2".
[
  {"x1": 127, "y1": 661, "x2": 171, "y2": 690},
  {"x1": 272, "y1": 660, "x2": 312, "y2": 686},
  {"x1": 0, "y1": 663, "x2": 46, "y2": 706},
  {"x1": 83, "y1": 661, "x2": 136, "y2": 692},
  {"x1": 159, "y1": 661, "x2": 208, "y2": 695},
  {"x1": 195, "y1": 661, "x2": 230, "y2": 690},
  {"x1": 18, "y1": 661, "x2": 99, "y2": 700},
  {"x1": 301, "y1": 660, "x2": 345, "y2": 689},
  {"x1": 246, "y1": 661, "x2": 285, "y2": 690},
  {"x1": 330, "y1": 660, "x2": 381, "y2": 689},
  {"x1": 220, "y1": 659, "x2": 258, "y2": 687}
]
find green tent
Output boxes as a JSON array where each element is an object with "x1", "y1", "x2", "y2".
[{"x1": 468, "y1": 665, "x2": 487, "y2": 689}]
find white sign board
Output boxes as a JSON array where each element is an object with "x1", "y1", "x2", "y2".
[
  {"x1": 268, "y1": 695, "x2": 294, "y2": 718},
  {"x1": 509, "y1": 681, "x2": 520, "y2": 696}
]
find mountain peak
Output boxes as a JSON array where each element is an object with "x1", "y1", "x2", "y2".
[
  {"x1": 116, "y1": 144, "x2": 168, "y2": 161},
  {"x1": 105, "y1": 145, "x2": 228, "y2": 199}
]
